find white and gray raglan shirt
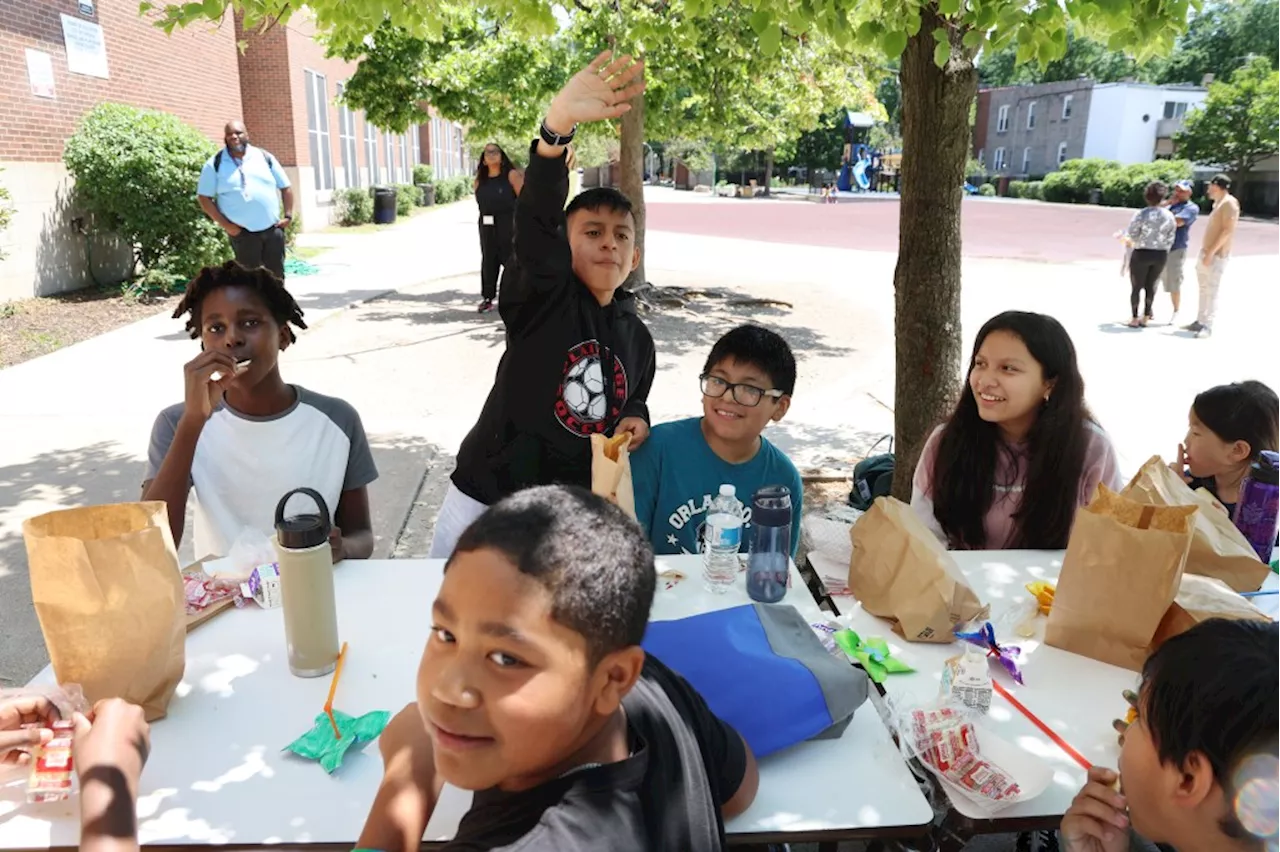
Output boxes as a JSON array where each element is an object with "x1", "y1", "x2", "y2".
[{"x1": 145, "y1": 386, "x2": 378, "y2": 559}]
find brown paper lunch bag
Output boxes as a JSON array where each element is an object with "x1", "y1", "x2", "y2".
[
  {"x1": 1122, "y1": 455, "x2": 1269, "y2": 592},
  {"x1": 1150, "y1": 572, "x2": 1273, "y2": 650},
  {"x1": 847, "y1": 497, "x2": 987, "y2": 642},
  {"x1": 23, "y1": 502, "x2": 186, "y2": 721},
  {"x1": 590, "y1": 433, "x2": 637, "y2": 521},
  {"x1": 1045, "y1": 485, "x2": 1196, "y2": 671}
]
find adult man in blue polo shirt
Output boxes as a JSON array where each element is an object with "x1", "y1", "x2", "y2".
[
  {"x1": 1158, "y1": 179, "x2": 1199, "y2": 322},
  {"x1": 197, "y1": 121, "x2": 293, "y2": 280}
]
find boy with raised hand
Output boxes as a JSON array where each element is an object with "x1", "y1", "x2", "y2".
[
  {"x1": 1061, "y1": 618, "x2": 1278, "y2": 852},
  {"x1": 631, "y1": 325, "x2": 803, "y2": 556},
  {"x1": 143, "y1": 261, "x2": 377, "y2": 563},
  {"x1": 359, "y1": 485, "x2": 760, "y2": 852},
  {"x1": 431, "y1": 52, "x2": 657, "y2": 558}
]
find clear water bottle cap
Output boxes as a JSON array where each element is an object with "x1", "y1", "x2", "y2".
[{"x1": 719, "y1": 484, "x2": 737, "y2": 498}]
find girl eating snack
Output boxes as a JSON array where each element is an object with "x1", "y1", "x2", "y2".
[
  {"x1": 1174, "y1": 380, "x2": 1279, "y2": 515},
  {"x1": 912, "y1": 311, "x2": 1122, "y2": 550}
]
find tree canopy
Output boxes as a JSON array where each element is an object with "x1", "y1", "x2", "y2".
[{"x1": 1175, "y1": 57, "x2": 1280, "y2": 181}]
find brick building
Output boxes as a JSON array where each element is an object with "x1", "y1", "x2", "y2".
[
  {"x1": 0, "y1": 0, "x2": 473, "y2": 302},
  {"x1": 973, "y1": 79, "x2": 1206, "y2": 178}
]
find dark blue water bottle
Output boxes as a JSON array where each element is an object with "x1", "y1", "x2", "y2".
[
  {"x1": 747, "y1": 485, "x2": 792, "y2": 603},
  {"x1": 1235, "y1": 451, "x2": 1279, "y2": 562}
]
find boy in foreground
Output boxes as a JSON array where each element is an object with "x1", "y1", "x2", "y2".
[
  {"x1": 359, "y1": 485, "x2": 760, "y2": 851},
  {"x1": 143, "y1": 261, "x2": 377, "y2": 562},
  {"x1": 1062, "y1": 618, "x2": 1278, "y2": 852},
  {"x1": 432, "y1": 52, "x2": 657, "y2": 558},
  {"x1": 631, "y1": 325, "x2": 803, "y2": 555}
]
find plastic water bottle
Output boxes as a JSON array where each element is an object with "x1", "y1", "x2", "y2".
[
  {"x1": 703, "y1": 484, "x2": 743, "y2": 594},
  {"x1": 747, "y1": 485, "x2": 792, "y2": 603},
  {"x1": 1235, "y1": 451, "x2": 1279, "y2": 562}
]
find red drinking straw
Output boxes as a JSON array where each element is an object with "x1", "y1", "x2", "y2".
[{"x1": 992, "y1": 679, "x2": 1093, "y2": 771}]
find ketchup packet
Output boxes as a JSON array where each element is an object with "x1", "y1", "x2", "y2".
[
  {"x1": 905, "y1": 706, "x2": 1022, "y2": 806},
  {"x1": 27, "y1": 720, "x2": 75, "y2": 804}
]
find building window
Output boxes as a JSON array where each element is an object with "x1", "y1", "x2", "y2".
[
  {"x1": 993, "y1": 147, "x2": 1007, "y2": 171},
  {"x1": 364, "y1": 117, "x2": 379, "y2": 185},
  {"x1": 1162, "y1": 100, "x2": 1188, "y2": 119},
  {"x1": 1057, "y1": 141, "x2": 1069, "y2": 165},
  {"x1": 430, "y1": 117, "x2": 447, "y2": 178},
  {"x1": 1022, "y1": 147, "x2": 1032, "y2": 173},
  {"x1": 977, "y1": 148, "x2": 985, "y2": 168},
  {"x1": 409, "y1": 126, "x2": 421, "y2": 176},
  {"x1": 997, "y1": 104, "x2": 1010, "y2": 133},
  {"x1": 337, "y1": 83, "x2": 359, "y2": 188},
  {"x1": 1026, "y1": 101, "x2": 1036, "y2": 130},
  {"x1": 1062, "y1": 95, "x2": 1073, "y2": 120},
  {"x1": 400, "y1": 133, "x2": 410, "y2": 180},
  {"x1": 304, "y1": 70, "x2": 334, "y2": 191}
]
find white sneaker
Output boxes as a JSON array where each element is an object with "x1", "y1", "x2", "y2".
[{"x1": 1196, "y1": 326, "x2": 1212, "y2": 339}]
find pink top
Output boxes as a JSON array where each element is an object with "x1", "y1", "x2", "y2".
[{"x1": 910, "y1": 422, "x2": 1123, "y2": 549}]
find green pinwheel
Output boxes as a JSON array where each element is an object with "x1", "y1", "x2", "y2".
[
  {"x1": 833, "y1": 630, "x2": 914, "y2": 683},
  {"x1": 285, "y1": 709, "x2": 391, "y2": 774}
]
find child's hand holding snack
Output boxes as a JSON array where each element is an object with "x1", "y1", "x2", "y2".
[
  {"x1": 0, "y1": 693, "x2": 57, "y2": 765},
  {"x1": 616, "y1": 417, "x2": 650, "y2": 450},
  {"x1": 182, "y1": 350, "x2": 246, "y2": 422},
  {"x1": 1169, "y1": 444, "x2": 1192, "y2": 484},
  {"x1": 1061, "y1": 766, "x2": 1130, "y2": 852}
]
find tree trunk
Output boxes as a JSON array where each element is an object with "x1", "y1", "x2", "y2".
[
  {"x1": 764, "y1": 147, "x2": 774, "y2": 196},
  {"x1": 620, "y1": 88, "x2": 647, "y2": 291},
  {"x1": 889, "y1": 13, "x2": 978, "y2": 501}
]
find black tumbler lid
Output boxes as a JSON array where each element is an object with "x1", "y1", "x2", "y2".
[
  {"x1": 275, "y1": 487, "x2": 332, "y2": 550},
  {"x1": 1252, "y1": 451, "x2": 1279, "y2": 486},
  {"x1": 752, "y1": 484, "x2": 792, "y2": 528}
]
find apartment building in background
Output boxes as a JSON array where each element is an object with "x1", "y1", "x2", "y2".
[
  {"x1": 0, "y1": 0, "x2": 474, "y2": 303},
  {"x1": 973, "y1": 79, "x2": 1208, "y2": 179}
]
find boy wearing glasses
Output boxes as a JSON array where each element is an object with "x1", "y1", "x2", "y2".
[{"x1": 631, "y1": 325, "x2": 803, "y2": 556}]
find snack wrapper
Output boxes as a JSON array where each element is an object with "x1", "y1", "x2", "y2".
[
  {"x1": 905, "y1": 707, "x2": 1022, "y2": 807},
  {"x1": 183, "y1": 569, "x2": 245, "y2": 615},
  {"x1": 940, "y1": 645, "x2": 994, "y2": 712},
  {"x1": 27, "y1": 720, "x2": 76, "y2": 804},
  {"x1": 955, "y1": 621, "x2": 1025, "y2": 684},
  {"x1": 241, "y1": 562, "x2": 283, "y2": 609},
  {"x1": 1026, "y1": 581, "x2": 1055, "y2": 615}
]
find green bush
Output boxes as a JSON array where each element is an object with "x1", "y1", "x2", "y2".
[
  {"x1": 1099, "y1": 160, "x2": 1194, "y2": 208},
  {"x1": 394, "y1": 184, "x2": 418, "y2": 217},
  {"x1": 334, "y1": 188, "x2": 373, "y2": 226},
  {"x1": 977, "y1": 183, "x2": 997, "y2": 197},
  {"x1": 1043, "y1": 158, "x2": 1122, "y2": 204},
  {"x1": 1009, "y1": 180, "x2": 1028, "y2": 198},
  {"x1": 1026, "y1": 180, "x2": 1045, "y2": 200},
  {"x1": 433, "y1": 176, "x2": 473, "y2": 205},
  {"x1": 62, "y1": 103, "x2": 230, "y2": 280},
  {"x1": 412, "y1": 164, "x2": 434, "y2": 185}
]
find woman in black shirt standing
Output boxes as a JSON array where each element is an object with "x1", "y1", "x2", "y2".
[{"x1": 474, "y1": 143, "x2": 524, "y2": 313}]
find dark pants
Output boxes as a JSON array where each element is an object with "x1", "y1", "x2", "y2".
[
  {"x1": 479, "y1": 217, "x2": 515, "y2": 302},
  {"x1": 230, "y1": 225, "x2": 286, "y2": 281},
  {"x1": 1129, "y1": 248, "x2": 1167, "y2": 319}
]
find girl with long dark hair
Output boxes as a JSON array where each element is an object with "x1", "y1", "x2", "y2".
[
  {"x1": 911, "y1": 311, "x2": 1122, "y2": 550},
  {"x1": 474, "y1": 143, "x2": 524, "y2": 313}
]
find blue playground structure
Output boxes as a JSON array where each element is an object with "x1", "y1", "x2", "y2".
[{"x1": 836, "y1": 111, "x2": 882, "y2": 193}]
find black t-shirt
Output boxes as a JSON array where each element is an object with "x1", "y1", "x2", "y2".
[{"x1": 442, "y1": 657, "x2": 747, "y2": 851}]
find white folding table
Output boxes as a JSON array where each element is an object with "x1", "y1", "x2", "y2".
[
  {"x1": 1, "y1": 555, "x2": 934, "y2": 850},
  {"x1": 810, "y1": 547, "x2": 1279, "y2": 839}
]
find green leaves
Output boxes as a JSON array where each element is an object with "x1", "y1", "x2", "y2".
[
  {"x1": 1176, "y1": 56, "x2": 1279, "y2": 178},
  {"x1": 881, "y1": 29, "x2": 908, "y2": 58},
  {"x1": 760, "y1": 22, "x2": 783, "y2": 54},
  {"x1": 934, "y1": 40, "x2": 950, "y2": 67}
]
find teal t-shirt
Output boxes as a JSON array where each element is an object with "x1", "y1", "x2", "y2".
[{"x1": 631, "y1": 417, "x2": 804, "y2": 556}]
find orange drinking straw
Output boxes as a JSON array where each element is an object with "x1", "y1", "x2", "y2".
[
  {"x1": 324, "y1": 642, "x2": 349, "y2": 738},
  {"x1": 992, "y1": 679, "x2": 1093, "y2": 771}
]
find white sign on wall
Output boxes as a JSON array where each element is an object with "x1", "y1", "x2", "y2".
[
  {"x1": 25, "y1": 49, "x2": 56, "y2": 98},
  {"x1": 60, "y1": 14, "x2": 109, "y2": 79}
]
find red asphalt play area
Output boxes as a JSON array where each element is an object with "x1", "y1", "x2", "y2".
[{"x1": 645, "y1": 196, "x2": 1278, "y2": 263}]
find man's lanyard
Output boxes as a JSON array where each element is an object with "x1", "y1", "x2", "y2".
[{"x1": 225, "y1": 147, "x2": 251, "y2": 201}]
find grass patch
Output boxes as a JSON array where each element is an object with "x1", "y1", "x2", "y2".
[{"x1": 291, "y1": 245, "x2": 333, "y2": 261}]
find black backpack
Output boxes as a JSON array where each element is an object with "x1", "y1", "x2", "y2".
[
  {"x1": 214, "y1": 149, "x2": 277, "y2": 172},
  {"x1": 848, "y1": 435, "x2": 895, "y2": 511}
]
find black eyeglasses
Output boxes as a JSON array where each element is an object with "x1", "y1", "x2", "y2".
[{"x1": 700, "y1": 374, "x2": 785, "y2": 408}]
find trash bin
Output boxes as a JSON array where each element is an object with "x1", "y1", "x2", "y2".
[
  {"x1": 373, "y1": 186, "x2": 397, "y2": 224},
  {"x1": 1088, "y1": 188, "x2": 1102, "y2": 205},
  {"x1": 417, "y1": 184, "x2": 436, "y2": 207}
]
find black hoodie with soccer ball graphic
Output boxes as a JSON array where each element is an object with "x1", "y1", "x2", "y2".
[{"x1": 451, "y1": 143, "x2": 656, "y2": 506}]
